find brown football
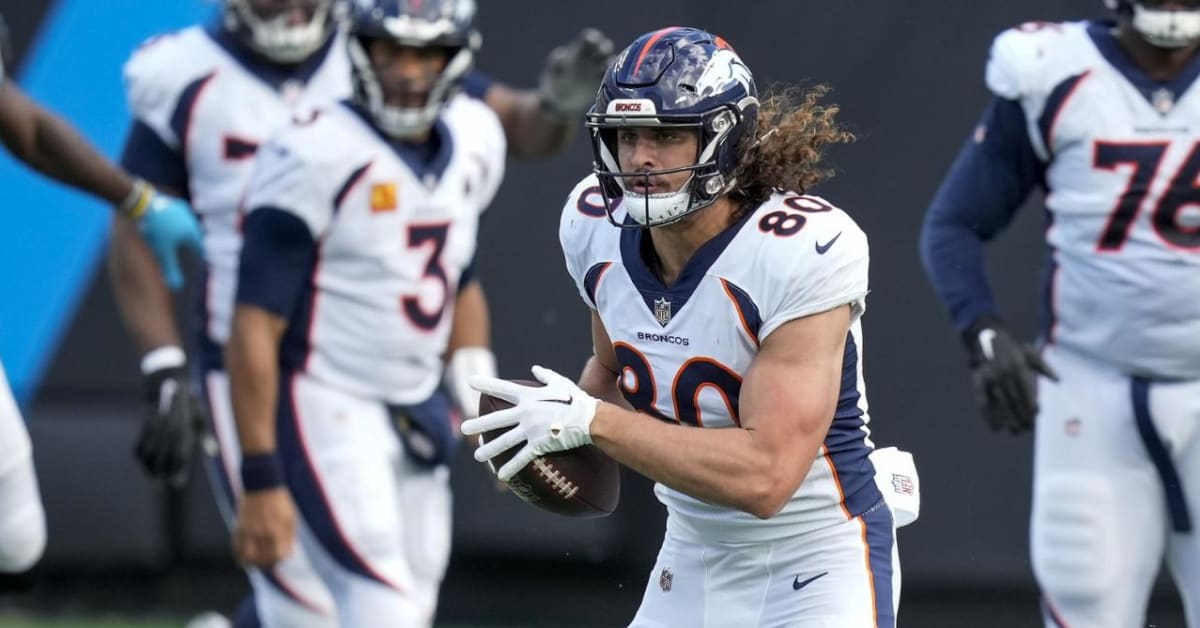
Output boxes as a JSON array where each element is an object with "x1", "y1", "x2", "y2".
[{"x1": 478, "y1": 380, "x2": 620, "y2": 518}]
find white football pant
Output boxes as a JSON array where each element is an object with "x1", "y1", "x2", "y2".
[
  {"x1": 1032, "y1": 345, "x2": 1200, "y2": 627},
  {"x1": 261, "y1": 371, "x2": 451, "y2": 627},
  {"x1": 205, "y1": 370, "x2": 337, "y2": 626},
  {"x1": 0, "y1": 360, "x2": 46, "y2": 574},
  {"x1": 629, "y1": 502, "x2": 899, "y2": 627}
]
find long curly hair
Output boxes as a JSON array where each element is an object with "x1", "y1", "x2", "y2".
[{"x1": 730, "y1": 84, "x2": 855, "y2": 213}]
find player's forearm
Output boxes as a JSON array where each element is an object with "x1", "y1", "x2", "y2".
[
  {"x1": 589, "y1": 403, "x2": 803, "y2": 519},
  {"x1": 447, "y1": 280, "x2": 490, "y2": 353},
  {"x1": 0, "y1": 86, "x2": 134, "y2": 205},
  {"x1": 108, "y1": 217, "x2": 181, "y2": 353},
  {"x1": 486, "y1": 84, "x2": 573, "y2": 160},
  {"x1": 31, "y1": 110, "x2": 133, "y2": 204},
  {"x1": 227, "y1": 307, "x2": 286, "y2": 455}
]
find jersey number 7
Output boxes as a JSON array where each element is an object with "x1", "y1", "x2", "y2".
[{"x1": 1094, "y1": 140, "x2": 1200, "y2": 252}]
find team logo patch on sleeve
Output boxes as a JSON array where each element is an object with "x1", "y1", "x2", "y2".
[{"x1": 370, "y1": 182, "x2": 398, "y2": 213}]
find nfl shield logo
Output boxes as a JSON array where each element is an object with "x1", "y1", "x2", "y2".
[
  {"x1": 654, "y1": 297, "x2": 673, "y2": 327},
  {"x1": 891, "y1": 473, "x2": 915, "y2": 496},
  {"x1": 1152, "y1": 87, "x2": 1175, "y2": 115},
  {"x1": 659, "y1": 567, "x2": 673, "y2": 592}
]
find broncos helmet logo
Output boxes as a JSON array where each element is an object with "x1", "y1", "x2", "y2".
[{"x1": 694, "y1": 49, "x2": 752, "y2": 99}]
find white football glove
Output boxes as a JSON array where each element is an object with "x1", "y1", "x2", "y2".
[
  {"x1": 445, "y1": 346, "x2": 497, "y2": 420},
  {"x1": 462, "y1": 365, "x2": 599, "y2": 481}
]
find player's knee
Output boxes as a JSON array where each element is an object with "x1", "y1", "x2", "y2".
[
  {"x1": 1031, "y1": 474, "x2": 1116, "y2": 598},
  {"x1": 0, "y1": 498, "x2": 46, "y2": 574},
  {"x1": 401, "y1": 468, "x2": 451, "y2": 583}
]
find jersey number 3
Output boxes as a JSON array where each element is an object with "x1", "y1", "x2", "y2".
[
  {"x1": 1094, "y1": 140, "x2": 1200, "y2": 251},
  {"x1": 402, "y1": 223, "x2": 451, "y2": 331}
]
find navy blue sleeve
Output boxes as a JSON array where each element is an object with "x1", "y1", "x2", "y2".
[
  {"x1": 919, "y1": 96, "x2": 1045, "y2": 331},
  {"x1": 120, "y1": 120, "x2": 189, "y2": 199},
  {"x1": 461, "y1": 70, "x2": 494, "y2": 101},
  {"x1": 236, "y1": 207, "x2": 317, "y2": 318}
]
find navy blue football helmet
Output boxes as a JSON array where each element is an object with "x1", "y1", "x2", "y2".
[
  {"x1": 347, "y1": 0, "x2": 480, "y2": 139},
  {"x1": 586, "y1": 27, "x2": 759, "y2": 228},
  {"x1": 223, "y1": 0, "x2": 338, "y2": 63},
  {"x1": 1104, "y1": 0, "x2": 1200, "y2": 48}
]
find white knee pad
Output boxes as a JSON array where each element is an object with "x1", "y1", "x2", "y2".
[
  {"x1": 0, "y1": 461, "x2": 47, "y2": 572},
  {"x1": 1031, "y1": 474, "x2": 1117, "y2": 598},
  {"x1": 401, "y1": 465, "x2": 452, "y2": 585}
]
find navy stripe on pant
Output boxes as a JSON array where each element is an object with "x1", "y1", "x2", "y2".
[
  {"x1": 862, "y1": 502, "x2": 896, "y2": 628},
  {"x1": 275, "y1": 372, "x2": 406, "y2": 593}
]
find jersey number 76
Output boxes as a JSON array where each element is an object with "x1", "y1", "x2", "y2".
[{"x1": 1094, "y1": 140, "x2": 1200, "y2": 252}]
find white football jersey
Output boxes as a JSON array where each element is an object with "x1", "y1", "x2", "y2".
[
  {"x1": 122, "y1": 26, "x2": 352, "y2": 354},
  {"x1": 988, "y1": 20, "x2": 1200, "y2": 378},
  {"x1": 242, "y1": 98, "x2": 505, "y2": 404},
  {"x1": 560, "y1": 177, "x2": 882, "y2": 539}
]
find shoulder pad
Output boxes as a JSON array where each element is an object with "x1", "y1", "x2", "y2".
[
  {"x1": 986, "y1": 21, "x2": 1087, "y2": 99},
  {"x1": 122, "y1": 27, "x2": 219, "y2": 144}
]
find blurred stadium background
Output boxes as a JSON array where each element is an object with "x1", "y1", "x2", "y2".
[{"x1": 0, "y1": 0, "x2": 1187, "y2": 626}]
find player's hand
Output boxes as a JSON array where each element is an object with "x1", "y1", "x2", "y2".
[
  {"x1": 233, "y1": 488, "x2": 296, "y2": 568},
  {"x1": 135, "y1": 362, "x2": 207, "y2": 487},
  {"x1": 537, "y1": 28, "x2": 615, "y2": 118},
  {"x1": 128, "y1": 182, "x2": 204, "y2": 291},
  {"x1": 445, "y1": 346, "x2": 496, "y2": 421},
  {"x1": 463, "y1": 365, "x2": 599, "y2": 481},
  {"x1": 962, "y1": 317, "x2": 1058, "y2": 433}
]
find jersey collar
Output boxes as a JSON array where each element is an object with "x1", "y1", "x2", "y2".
[
  {"x1": 1087, "y1": 20, "x2": 1200, "y2": 113},
  {"x1": 205, "y1": 22, "x2": 337, "y2": 93},
  {"x1": 619, "y1": 207, "x2": 755, "y2": 326},
  {"x1": 342, "y1": 101, "x2": 455, "y2": 185}
]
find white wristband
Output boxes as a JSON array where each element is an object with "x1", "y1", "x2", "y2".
[
  {"x1": 140, "y1": 345, "x2": 186, "y2": 375},
  {"x1": 449, "y1": 347, "x2": 497, "y2": 380},
  {"x1": 447, "y1": 347, "x2": 496, "y2": 420}
]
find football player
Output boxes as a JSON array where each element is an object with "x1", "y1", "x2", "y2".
[
  {"x1": 111, "y1": 0, "x2": 610, "y2": 624},
  {"x1": 920, "y1": 1, "x2": 1200, "y2": 625},
  {"x1": 0, "y1": 12, "x2": 201, "y2": 592},
  {"x1": 465, "y1": 27, "x2": 902, "y2": 626},
  {"x1": 224, "y1": 1, "x2": 505, "y2": 626}
]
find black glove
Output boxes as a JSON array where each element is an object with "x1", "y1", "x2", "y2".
[
  {"x1": 537, "y1": 28, "x2": 615, "y2": 118},
  {"x1": 135, "y1": 365, "x2": 207, "y2": 487},
  {"x1": 962, "y1": 316, "x2": 1058, "y2": 434}
]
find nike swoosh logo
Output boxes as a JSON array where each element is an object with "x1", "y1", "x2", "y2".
[
  {"x1": 545, "y1": 395, "x2": 573, "y2": 406},
  {"x1": 978, "y1": 328, "x2": 997, "y2": 360},
  {"x1": 815, "y1": 232, "x2": 842, "y2": 254},
  {"x1": 792, "y1": 571, "x2": 828, "y2": 591}
]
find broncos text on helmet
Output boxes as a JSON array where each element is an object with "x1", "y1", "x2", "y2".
[
  {"x1": 222, "y1": 0, "x2": 338, "y2": 64},
  {"x1": 347, "y1": 0, "x2": 480, "y2": 140},
  {"x1": 586, "y1": 27, "x2": 759, "y2": 228},
  {"x1": 1104, "y1": 0, "x2": 1200, "y2": 48}
]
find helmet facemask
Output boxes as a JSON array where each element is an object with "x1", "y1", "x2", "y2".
[
  {"x1": 587, "y1": 102, "x2": 752, "y2": 228},
  {"x1": 1107, "y1": 0, "x2": 1200, "y2": 48},
  {"x1": 347, "y1": 1, "x2": 481, "y2": 142},
  {"x1": 224, "y1": 0, "x2": 336, "y2": 64}
]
